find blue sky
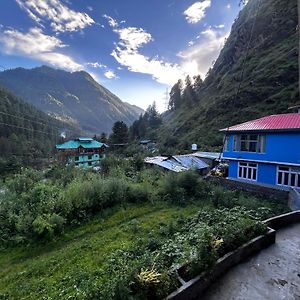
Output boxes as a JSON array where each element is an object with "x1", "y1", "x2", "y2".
[{"x1": 0, "y1": 0, "x2": 243, "y2": 111}]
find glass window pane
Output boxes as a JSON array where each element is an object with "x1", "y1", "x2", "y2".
[
  {"x1": 249, "y1": 134, "x2": 258, "y2": 140},
  {"x1": 279, "y1": 166, "x2": 289, "y2": 171},
  {"x1": 247, "y1": 168, "x2": 252, "y2": 179},
  {"x1": 291, "y1": 174, "x2": 296, "y2": 187},
  {"x1": 278, "y1": 172, "x2": 282, "y2": 184},
  {"x1": 284, "y1": 173, "x2": 289, "y2": 186},
  {"x1": 253, "y1": 169, "x2": 257, "y2": 180},
  {"x1": 241, "y1": 141, "x2": 248, "y2": 151},
  {"x1": 249, "y1": 141, "x2": 257, "y2": 152},
  {"x1": 239, "y1": 167, "x2": 242, "y2": 177},
  {"x1": 243, "y1": 167, "x2": 247, "y2": 178}
]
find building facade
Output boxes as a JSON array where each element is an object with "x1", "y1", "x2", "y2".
[
  {"x1": 221, "y1": 113, "x2": 300, "y2": 189},
  {"x1": 56, "y1": 138, "x2": 108, "y2": 168}
]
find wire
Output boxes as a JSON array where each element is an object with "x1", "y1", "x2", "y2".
[
  {"x1": 0, "y1": 121, "x2": 59, "y2": 137},
  {"x1": 0, "y1": 111, "x2": 64, "y2": 131}
]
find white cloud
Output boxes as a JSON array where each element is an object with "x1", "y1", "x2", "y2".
[
  {"x1": 114, "y1": 27, "x2": 152, "y2": 50},
  {"x1": 85, "y1": 62, "x2": 107, "y2": 69},
  {"x1": 104, "y1": 70, "x2": 117, "y2": 79},
  {"x1": 226, "y1": 4, "x2": 231, "y2": 9},
  {"x1": 178, "y1": 28, "x2": 228, "y2": 78},
  {"x1": 109, "y1": 17, "x2": 226, "y2": 86},
  {"x1": 183, "y1": 1, "x2": 211, "y2": 24},
  {"x1": 16, "y1": 0, "x2": 95, "y2": 33},
  {"x1": 111, "y1": 25, "x2": 185, "y2": 85},
  {"x1": 103, "y1": 14, "x2": 118, "y2": 28},
  {"x1": 0, "y1": 27, "x2": 82, "y2": 71},
  {"x1": 215, "y1": 24, "x2": 225, "y2": 28},
  {"x1": 87, "y1": 6, "x2": 93, "y2": 12}
]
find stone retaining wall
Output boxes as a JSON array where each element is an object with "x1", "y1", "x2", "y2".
[{"x1": 207, "y1": 177, "x2": 288, "y2": 203}]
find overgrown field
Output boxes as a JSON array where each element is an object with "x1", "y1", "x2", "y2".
[{"x1": 0, "y1": 157, "x2": 289, "y2": 299}]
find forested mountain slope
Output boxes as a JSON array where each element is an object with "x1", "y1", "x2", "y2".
[
  {"x1": 161, "y1": 0, "x2": 298, "y2": 150},
  {"x1": 0, "y1": 88, "x2": 74, "y2": 170},
  {"x1": 0, "y1": 66, "x2": 143, "y2": 134}
]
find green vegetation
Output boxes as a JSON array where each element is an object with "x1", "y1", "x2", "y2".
[
  {"x1": 0, "y1": 158, "x2": 288, "y2": 299},
  {"x1": 0, "y1": 88, "x2": 72, "y2": 176},
  {"x1": 158, "y1": 0, "x2": 298, "y2": 151},
  {"x1": 130, "y1": 102, "x2": 162, "y2": 141}
]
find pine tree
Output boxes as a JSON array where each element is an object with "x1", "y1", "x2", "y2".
[
  {"x1": 193, "y1": 75, "x2": 203, "y2": 100},
  {"x1": 100, "y1": 132, "x2": 107, "y2": 143},
  {"x1": 168, "y1": 79, "x2": 183, "y2": 110},
  {"x1": 109, "y1": 121, "x2": 129, "y2": 144},
  {"x1": 182, "y1": 75, "x2": 196, "y2": 106}
]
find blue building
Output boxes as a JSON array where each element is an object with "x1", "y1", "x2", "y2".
[
  {"x1": 56, "y1": 138, "x2": 108, "y2": 168},
  {"x1": 221, "y1": 113, "x2": 300, "y2": 189}
]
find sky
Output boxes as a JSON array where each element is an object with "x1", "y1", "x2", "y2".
[{"x1": 0, "y1": 0, "x2": 243, "y2": 111}]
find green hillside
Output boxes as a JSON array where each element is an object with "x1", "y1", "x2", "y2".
[
  {"x1": 160, "y1": 0, "x2": 298, "y2": 150},
  {"x1": 0, "y1": 88, "x2": 75, "y2": 172}
]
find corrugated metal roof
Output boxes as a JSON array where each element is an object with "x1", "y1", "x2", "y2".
[
  {"x1": 192, "y1": 152, "x2": 221, "y2": 160},
  {"x1": 220, "y1": 113, "x2": 300, "y2": 132},
  {"x1": 172, "y1": 155, "x2": 209, "y2": 169},
  {"x1": 144, "y1": 154, "x2": 209, "y2": 172},
  {"x1": 144, "y1": 156, "x2": 187, "y2": 172},
  {"x1": 56, "y1": 139, "x2": 108, "y2": 149}
]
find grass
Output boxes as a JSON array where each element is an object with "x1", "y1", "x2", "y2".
[{"x1": 0, "y1": 201, "x2": 210, "y2": 299}]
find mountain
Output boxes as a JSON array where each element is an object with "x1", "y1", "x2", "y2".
[
  {"x1": 0, "y1": 87, "x2": 76, "y2": 172},
  {"x1": 0, "y1": 66, "x2": 144, "y2": 134},
  {"x1": 160, "y1": 0, "x2": 298, "y2": 150}
]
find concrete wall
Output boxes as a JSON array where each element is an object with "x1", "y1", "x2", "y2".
[{"x1": 288, "y1": 188, "x2": 300, "y2": 211}]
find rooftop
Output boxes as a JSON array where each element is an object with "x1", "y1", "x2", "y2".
[
  {"x1": 56, "y1": 138, "x2": 108, "y2": 150},
  {"x1": 220, "y1": 113, "x2": 300, "y2": 132}
]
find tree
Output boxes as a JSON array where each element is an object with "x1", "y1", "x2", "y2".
[
  {"x1": 182, "y1": 75, "x2": 196, "y2": 106},
  {"x1": 193, "y1": 75, "x2": 203, "y2": 99},
  {"x1": 147, "y1": 102, "x2": 162, "y2": 129},
  {"x1": 109, "y1": 121, "x2": 129, "y2": 144},
  {"x1": 168, "y1": 79, "x2": 183, "y2": 110},
  {"x1": 99, "y1": 132, "x2": 107, "y2": 143}
]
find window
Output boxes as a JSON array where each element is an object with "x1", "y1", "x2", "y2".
[
  {"x1": 88, "y1": 162, "x2": 92, "y2": 166},
  {"x1": 223, "y1": 135, "x2": 230, "y2": 152},
  {"x1": 238, "y1": 162, "x2": 258, "y2": 181},
  {"x1": 75, "y1": 156, "x2": 79, "y2": 161},
  {"x1": 88, "y1": 155, "x2": 92, "y2": 160},
  {"x1": 234, "y1": 134, "x2": 265, "y2": 153},
  {"x1": 277, "y1": 166, "x2": 300, "y2": 188}
]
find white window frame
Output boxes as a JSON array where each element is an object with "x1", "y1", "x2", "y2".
[
  {"x1": 233, "y1": 134, "x2": 266, "y2": 153},
  {"x1": 238, "y1": 162, "x2": 258, "y2": 181},
  {"x1": 276, "y1": 166, "x2": 300, "y2": 188}
]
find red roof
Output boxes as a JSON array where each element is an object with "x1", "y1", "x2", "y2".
[{"x1": 220, "y1": 113, "x2": 300, "y2": 132}]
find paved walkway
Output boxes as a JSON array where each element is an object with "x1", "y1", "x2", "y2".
[{"x1": 202, "y1": 223, "x2": 300, "y2": 300}]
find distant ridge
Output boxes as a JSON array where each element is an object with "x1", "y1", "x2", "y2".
[{"x1": 0, "y1": 66, "x2": 144, "y2": 134}]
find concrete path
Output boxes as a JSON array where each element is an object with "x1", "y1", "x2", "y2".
[{"x1": 202, "y1": 223, "x2": 300, "y2": 300}]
